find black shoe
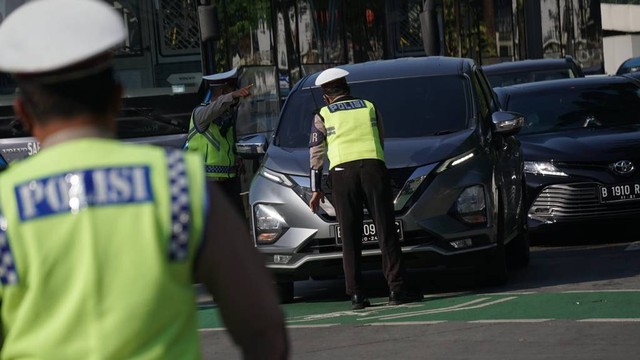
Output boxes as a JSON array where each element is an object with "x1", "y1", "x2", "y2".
[
  {"x1": 388, "y1": 289, "x2": 423, "y2": 306},
  {"x1": 351, "y1": 294, "x2": 371, "y2": 310}
]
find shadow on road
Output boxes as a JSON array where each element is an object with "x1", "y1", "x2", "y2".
[{"x1": 292, "y1": 225, "x2": 640, "y2": 303}]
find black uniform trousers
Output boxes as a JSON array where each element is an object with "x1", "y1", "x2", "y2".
[
  {"x1": 330, "y1": 158, "x2": 407, "y2": 296},
  {"x1": 208, "y1": 176, "x2": 246, "y2": 219}
]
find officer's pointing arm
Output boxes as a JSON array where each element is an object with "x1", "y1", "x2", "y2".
[
  {"x1": 193, "y1": 92, "x2": 237, "y2": 130},
  {"x1": 232, "y1": 83, "x2": 253, "y2": 98},
  {"x1": 195, "y1": 182, "x2": 289, "y2": 360}
]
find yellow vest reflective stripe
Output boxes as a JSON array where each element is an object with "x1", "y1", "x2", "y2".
[
  {"x1": 320, "y1": 98, "x2": 384, "y2": 169},
  {"x1": 186, "y1": 109, "x2": 236, "y2": 178},
  {"x1": 0, "y1": 139, "x2": 205, "y2": 359}
]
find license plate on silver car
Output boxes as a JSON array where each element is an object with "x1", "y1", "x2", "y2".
[
  {"x1": 335, "y1": 220, "x2": 403, "y2": 245},
  {"x1": 599, "y1": 183, "x2": 640, "y2": 203}
]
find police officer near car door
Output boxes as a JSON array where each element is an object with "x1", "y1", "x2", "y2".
[
  {"x1": 185, "y1": 68, "x2": 253, "y2": 216},
  {"x1": 308, "y1": 67, "x2": 422, "y2": 310},
  {"x1": 0, "y1": 0, "x2": 288, "y2": 359}
]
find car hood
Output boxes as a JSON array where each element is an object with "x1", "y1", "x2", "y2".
[
  {"x1": 264, "y1": 129, "x2": 477, "y2": 176},
  {"x1": 519, "y1": 126, "x2": 640, "y2": 162}
]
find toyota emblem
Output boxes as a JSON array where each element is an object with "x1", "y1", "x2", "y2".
[{"x1": 610, "y1": 160, "x2": 635, "y2": 175}]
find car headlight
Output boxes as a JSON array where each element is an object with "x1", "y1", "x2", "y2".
[
  {"x1": 454, "y1": 185, "x2": 487, "y2": 224},
  {"x1": 254, "y1": 204, "x2": 289, "y2": 244},
  {"x1": 393, "y1": 163, "x2": 437, "y2": 211},
  {"x1": 258, "y1": 167, "x2": 294, "y2": 187},
  {"x1": 436, "y1": 150, "x2": 475, "y2": 173},
  {"x1": 524, "y1": 161, "x2": 568, "y2": 177}
]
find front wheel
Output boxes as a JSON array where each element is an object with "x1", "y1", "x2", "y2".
[
  {"x1": 507, "y1": 183, "x2": 530, "y2": 268},
  {"x1": 507, "y1": 222, "x2": 530, "y2": 269},
  {"x1": 481, "y1": 199, "x2": 508, "y2": 286},
  {"x1": 483, "y1": 239, "x2": 508, "y2": 286},
  {"x1": 276, "y1": 281, "x2": 294, "y2": 304}
]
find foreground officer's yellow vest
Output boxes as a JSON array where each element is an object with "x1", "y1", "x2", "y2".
[
  {"x1": 320, "y1": 98, "x2": 384, "y2": 169},
  {"x1": 186, "y1": 107, "x2": 237, "y2": 179},
  {"x1": 0, "y1": 138, "x2": 206, "y2": 360}
]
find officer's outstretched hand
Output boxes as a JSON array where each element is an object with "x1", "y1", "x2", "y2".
[
  {"x1": 309, "y1": 191, "x2": 324, "y2": 213},
  {"x1": 232, "y1": 84, "x2": 254, "y2": 99}
]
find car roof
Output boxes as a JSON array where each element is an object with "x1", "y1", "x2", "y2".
[
  {"x1": 494, "y1": 75, "x2": 635, "y2": 96},
  {"x1": 482, "y1": 57, "x2": 580, "y2": 74},
  {"x1": 300, "y1": 56, "x2": 475, "y2": 89},
  {"x1": 616, "y1": 56, "x2": 640, "y2": 75}
]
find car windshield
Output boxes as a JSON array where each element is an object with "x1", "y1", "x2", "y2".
[
  {"x1": 275, "y1": 74, "x2": 470, "y2": 148},
  {"x1": 487, "y1": 69, "x2": 576, "y2": 87},
  {"x1": 507, "y1": 82, "x2": 640, "y2": 135}
]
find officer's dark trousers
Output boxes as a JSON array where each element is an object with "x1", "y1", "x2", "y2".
[
  {"x1": 208, "y1": 176, "x2": 246, "y2": 219},
  {"x1": 330, "y1": 159, "x2": 407, "y2": 296}
]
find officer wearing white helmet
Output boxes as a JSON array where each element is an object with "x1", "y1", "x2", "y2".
[
  {"x1": 185, "y1": 67, "x2": 253, "y2": 216},
  {"x1": 308, "y1": 67, "x2": 422, "y2": 310},
  {"x1": 0, "y1": 0, "x2": 288, "y2": 359}
]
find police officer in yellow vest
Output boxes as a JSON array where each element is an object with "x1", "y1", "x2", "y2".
[
  {"x1": 0, "y1": 1, "x2": 288, "y2": 359},
  {"x1": 308, "y1": 68, "x2": 422, "y2": 310},
  {"x1": 186, "y1": 69, "x2": 253, "y2": 215}
]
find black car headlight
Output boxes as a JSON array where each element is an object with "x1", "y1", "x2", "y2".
[
  {"x1": 524, "y1": 161, "x2": 568, "y2": 177},
  {"x1": 454, "y1": 185, "x2": 487, "y2": 225},
  {"x1": 436, "y1": 150, "x2": 475, "y2": 173}
]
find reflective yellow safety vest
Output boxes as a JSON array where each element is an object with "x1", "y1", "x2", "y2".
[
  {"x1": 185, "y1": 107, "x2": 237, "y2": 179},
  {"x1": 320, "y1": 98, "x2": 384, "y2": 169},
  {"x1": 0, "y1": 138, "x2": 206, "y2": 360}
]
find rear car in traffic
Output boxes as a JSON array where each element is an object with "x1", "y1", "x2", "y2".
[
  {"x1": 494, "y1": 76, "x2": 640, "y2": 234},
  {"x1": 239, "y1": 56, "x2": 529, "y2": 302},
  {"x1": 483, "y1": 56, "x2": 584, "y2": 88}
]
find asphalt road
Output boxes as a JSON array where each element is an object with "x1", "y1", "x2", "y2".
[{"x1": 198, "y1": 226, "x2": 640, "y2": 359}]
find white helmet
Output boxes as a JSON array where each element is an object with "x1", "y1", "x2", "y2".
[
  {"x1": 0, "y1": 0, "x2": 126, "y2": 75},
  {"x1": 315, "y1": 67, "x2": 349, "y2": 86},
  {"x1": 203, "y1": 67, "x2": 239, "y2": 82}
]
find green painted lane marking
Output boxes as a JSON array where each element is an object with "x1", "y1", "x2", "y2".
[{"x1": 198, "y1": 290, "x2": 640, "y2": 329}]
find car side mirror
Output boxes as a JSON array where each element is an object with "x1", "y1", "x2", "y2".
[
  {"x1": 236, "y1": 134, "x2": 268, "y2": 159},
  {"x1": 492, "y1": 111, "x2": 524, "y2": 136}
]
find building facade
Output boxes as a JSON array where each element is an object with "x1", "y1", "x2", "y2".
[
  {"x1": 601, "y1": 0, "x2": 640, "y2": 74},
  {"x1": 210, "y1": 0, "x2": 604, "y2": 94}
]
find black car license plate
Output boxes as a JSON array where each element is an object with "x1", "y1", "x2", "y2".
[
  {"x1": 599, "y1": 183, "x2": 640, "y2": 203},
  {"x1": 335, "y1": 220, "x2": 403, "y2": 245}
]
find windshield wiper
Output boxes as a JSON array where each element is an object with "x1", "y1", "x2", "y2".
[
  {"x1": 582, "y1": 116, "x2": 602, "y2": 128},
  {"x1": 432, "y1": 129, "x2": 457, "y2": 136},
  {"x1": 4, "y1": 117, "x2": 30, "y2": 137},
  {"x1": 120, "y1": 107, "x2": 189, "y2": 132}
]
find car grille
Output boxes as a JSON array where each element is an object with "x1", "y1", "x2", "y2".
[
  {"x1": 318, "y1": 166, "x2": 418, "y2": 221},
  {"x1": 529, "y1": 182, "x2": 640, "y2": 222}
]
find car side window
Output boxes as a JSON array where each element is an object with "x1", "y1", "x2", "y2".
[
  {"x1": 475, "y1": 69, "x2": 499, "y2": 112},
  {"x1": 471, "y1": 70, "x2": 491, "y2": 121}
]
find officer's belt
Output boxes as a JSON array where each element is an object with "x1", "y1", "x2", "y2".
[{"x1": 206, "y1": 165, "x2": 236, "y2": 175}]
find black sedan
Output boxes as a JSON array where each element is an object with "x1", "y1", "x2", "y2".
[{"x1": 494, "y1": 76, "x2": 640, "y2": 233}]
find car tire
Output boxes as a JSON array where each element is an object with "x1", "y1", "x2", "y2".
[
  {"x1": 276, "y1": 281, "x2": 294, "y2": 304},
  {"x1": 481, "y1": 199, "x2": 508, "y2": 286},
  {"x1": 507, "y1": 218, "x2": 530, "y2": 269},
  {"x1": 483, "y1": 239, "x2": 508, "y2": 286}
]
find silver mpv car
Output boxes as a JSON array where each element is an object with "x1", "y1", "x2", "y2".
[{"x1": 239, "y1": 57, "x2": 529, "y2": 303}]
